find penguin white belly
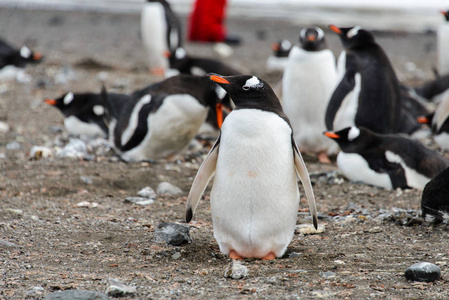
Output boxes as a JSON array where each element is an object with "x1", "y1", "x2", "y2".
[
  {"x1": 120, "y1": 94, "x2": 207, "y2": 161},
  {"x1": 336, "y1": 51, "x2": 346, "y2": 81},
  {"x1": 333, "y1": 73, "x2": 361, "y2": 132},
  {"x1": 265, "y1": 56, "x2": 288, "y2": 72},
  {"x1": 141, "y1": 3, "x2": 169, "y2": 70},
  {"x1": 64, "y1": 116, "x2": 106, "y2": 138},
  {"x1": 337, "y1": 152, "x2": 393, "y2": 189},
  {"x1": 435, "y1": 132, "x2": 449, "y2": 151},
  {"x1": 437, "y1": 24, "x2": 449, "y2": 75},
  {"x1": 282, "y1": 47, "x2": 339, "y2": 154},
  {"x1": 385, "y1": 151, "x2": 430, "y2": 190},
  {"x1": 210, "y1": 109, "x2": 299, "y2": 258}
]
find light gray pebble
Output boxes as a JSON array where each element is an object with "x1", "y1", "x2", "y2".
[
  {"x1": 157, "y1": 182, "x2": 182, "y2": 195},
  {"x1": 138, "y1": 186, "x2": 157, "y2": 199},
  {"x1": 320, "y1": 271, "x2": 336, "y2": 279},
  {"x1": 125, "y1": 197, "x2": 154, "y2": 206},
  {"x1": 80, "y1": 176, "x2": 93, "y2": 185},
  {"x1": 405, "y1": 262, "x2": 441, "y2": 282},
  {"x1": 106, "y1": 278, "x2": 136, "y2": 297},
  {"x1": 44, "y1": 289, "x2": 108, "y2": 300},
  {"x1": 0, "y1": 239, "x2": 19, "y2": 248},
  {"x1": 6, "y1": 141, "x2": 21, "y2": 150},
  {"x1": 224, "y1": 260, "x2": 248, "y2": 280},
  {"x1": 288, "y1": 252, "x2": 301, "y2": 258},
  {"x1": 153, "y1": 222, "x2": 192, "y2": 246},
  {"x1": 172, "y1": 252, "x2": 181, "y2": 260},
  {"x1": 57, "y1": 139, "x2": 88, "y2": 158}
]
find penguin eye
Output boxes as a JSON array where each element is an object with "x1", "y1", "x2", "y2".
[{"x1": 242, "y1": 85, "x2": 250, "y2": 91}]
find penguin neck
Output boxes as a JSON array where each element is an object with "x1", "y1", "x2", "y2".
[{"x1": 300, "y1": 42, "x2": 327, "y2": 52}]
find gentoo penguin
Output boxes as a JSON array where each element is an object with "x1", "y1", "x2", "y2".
[
  {"x1": 265, "y1": 39, "x2": 292, "y2": 72},
  {"x1": 415, "y1": 73, "x2": 449, "y2": 103},
  {"x1": 185, "y1": 74, "x2": 318, "y2": 260},
  {"x1": 438, "y1": 10, "x2": 449, "y2": 76},
  {"x1": 282, "y1": 27, "x2": 339, "y2": 163},
  {"x1": 102, "y1": 75, "x2": 227, "y2": 162},
  {"x1": 326, "y1": 25, "x2": 402, "y2": 134},
  {"x1": 0, "y1": 38, "x2": 42, "y2": 81},
  {"x1": 45, "y1": 92, "x2": 130, "y2": 138},
  {"x1": 166, "y1": 47, "x2": 242, "y2": 77},
  {"x1": 324, "y1": 126, "x2": 449, "y2": 190},
  {"x1": 421, "y1": 166, "x2": 449, "y2": 223},
  {"x1": 417, "y1": 94, "x2": 449, "y2": 151},
  {"x1": 141, "y1": 0, "x2": 182, "y2": 75}
]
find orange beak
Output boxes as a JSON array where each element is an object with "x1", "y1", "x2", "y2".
[
  {"x1": 271, "y1": 42, "x2": 280, "y2": 51},
  {"x1": 324, "y1": 131, "x2": 340, "y2": 139},
  {"x1": 216, "y1": 103, "x2": 224, "y2": 129},
  {"x1": 441, "y1": 10, "x2": 448, "y2": 16},
  {"x1": 306, "y1": 35, "x2": 316, "y2": 42},
  {"x1": 33, "y1": 52, "x2": 42, "y2": 60},
  {"x1": 209, "y1": 74, "x2": 230, "y2": 84},
  {"x1": 417, "y1": 116, "x2": 430, "y2": 124},
  {"x1": 163, "y1": 51, "x2": 171, "y2": 58},
  {"x1": 328, "y1": 25, "x2": 342, "y2": 35},
  {"x1": 45, "y1": 98, "x2": 57, "y2": 105}
]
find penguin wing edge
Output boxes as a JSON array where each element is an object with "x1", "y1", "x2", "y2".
[
  {"x1": 185, "y1": 140, "x2": 220, "y2": 222},
  {"x1": 293, "y1": 144, "x2": 318, "y2": 229}
]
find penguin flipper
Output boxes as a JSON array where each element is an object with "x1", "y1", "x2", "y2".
[
  {"x1": 185, "y1": 139, "x2": 220, "y2": 223},
  {"x1": 292, "y1": 142, "x2": 318, "y2": 229}
]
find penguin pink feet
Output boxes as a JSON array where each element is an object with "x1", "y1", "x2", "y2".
[
  {"x1": 317, "y1": 151, "x2": 332, "y2": 164},
  {"x1": 229, "y1": 250, "x2": 276, "y2": 260},
  {"x1": 229, "y1": 250, "x2": 243, "y2": 260},
  {"x1": 261, "y1": 252, "x2": 276, "y2": 260},
  {"x1": 150, "y1": 67, "x2": 165, "y2": 76}
]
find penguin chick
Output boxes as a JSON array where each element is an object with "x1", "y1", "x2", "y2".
[
  {"x1": 324, "y1": 126, "x2": 449, "y2": 190},
  {"x1": 282, "y1": 26, "x2": 339, "y2": 164},
  {"x1": 186, "y1": 73, "x2": 318, "y2": 260},
  {"x1": 45, "y1": 92, "x2": 130, "y2": 138},
  {"x1": 421, "y1": 166, "x2": 449, "y2": 223}
]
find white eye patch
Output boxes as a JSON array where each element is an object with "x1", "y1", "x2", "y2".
[
  {"x1": 20, "y1": 46, "x2": 32, "y2": 58},
  {"x1": 347, "y1": 26, "x2": 361, "y2": 39},
  {"x1": 175, "y1": 48, "x2": 186, "y2": 59},
  {"x1": 93, "y1": 105, "x2": 104, "y2": 116},
  {"x1": 281, "y1": 40, "x2": 292, "y2": 50},
  {"x1": 63, "y1": 92, "x2": 74, "y2": 105},
  {"x1": 348, "y1": 126, "x2": 360, "y2": 141},
  {"x1": 316, "y1": 27, "x2": 324, "y2": 40},
  {"x1": 243, "y1": 76, "x2": 263, "y2": 90}
]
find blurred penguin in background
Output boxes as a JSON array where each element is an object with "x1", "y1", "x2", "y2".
[
  {"x1": 438, "y1": 9, "x2": 449, "y2": 76},
  {"x1": 141, "y1": 0, "x2": 182, "y2": 76},
  {"x1": 0, "y1": 38, "x2": 42, "y2": 82}
]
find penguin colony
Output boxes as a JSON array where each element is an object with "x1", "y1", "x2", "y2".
[{"x1": 10, "y1": 2, "x2": 449, "y2": 258}]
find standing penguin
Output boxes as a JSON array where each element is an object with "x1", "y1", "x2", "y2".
[
  {"x1": 324, "y1": 126, "x2": 449, "y2": 190},
  {"x1": 438, "y1": 10, "x2": 449, "y2": 76},
  {"x1": 417, "y1": 94, "x2": 449, "y2": 151},
  {"x1": 141, "y1": 0, "x2": 182, "y2": 75},
  {"x1": 186, "y1": 74, "x2": 318, "y2": 260},
  {"x1": 266, "y1": 39, "x2": 292, "y2": 72},
  {"x1": 0, "y1": 38, "x2": 42, "y2": 81},
  {"x1": 102, "y1": 75, "x2": 228, "y2": 162},
  {"x1": 282, "y1": 27, "x2": 339, "y2": 163},
  {"x1": 326, "y1": 25, "x2": 402, "y2": 134},
  {"x1": 45, "y1": 92, "x2": 130, "y2": 138}
]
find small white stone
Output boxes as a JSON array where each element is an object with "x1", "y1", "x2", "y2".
[
  {"x1": 296, "y1": 223, "x2": 325, "y2": 235},
  {"x1": 157, "y1": 182, "x2": 182, "y2": 195},
  {"x1": 138, "y1": 187, "x2": 157, "y2": 199},
  {"x1": 224, "y1": 260, "x2": 248, "y2": 279}
]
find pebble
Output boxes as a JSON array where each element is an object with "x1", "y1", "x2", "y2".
[
  {"x1": 44, "y1": 289, "x2": 108, "y2": 300},
  {"x1": 288, "y1": 252, "x2": 301, "y2": 258},
  {"x1": 125, "y1": 197, "x2": 154, "y2": 206},
  {"x1": 30, "y1": 146, "x2": 53, "y2": 159},
  {"x1": 295, "y1": 223, "x2": 325, "y2": 235},
  {"x1": 106, "y1": 278, "x2": 137, "y2": 297},
  {"x1": 6, "y1": 141, "x2": 21, "y2": 150},
  {"x1": 320, "y1": 271, "x2": 336, "y2": 279},
  {"x1": 157, "y1": 182, "x2": 182, "y2": 195},
  {"x1": 172, "y1": 252, "x2": 181, "y2": 260},
  {"x1": 224, "y1": 260, "x2": 249, "y2": 279},
  {"x1": 405, "y1": 262, "x2": 441, "y2": 282},
  {"x1": 76, "y1": 201, "x2": 99, "y2": 208},
  {"x1": 153, "y1": 222, "x2": 192, "y2": 246},
  {"x1": 0, "y1": 120, "x2": 9, "y2": 133},
  {"x1": 80, "y1": 176, "x2": 93, "y2": 185},
  {"x1": 57, "y1": 139, "x2": 88, "y2": 158},
  {"x1": 6, "y1": 208, "x2": 23, "y2": 215},
  {"x1": 137, "y1": 186, "x2": 157, "y2": 199},
  {"x1": 0, "y1": 239, "x2": 19, "y2": 248}
]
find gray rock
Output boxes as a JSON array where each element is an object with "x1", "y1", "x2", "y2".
[
  {"x1": 57, "y1": 139, "x2": 88, "y2": 158},
  {"x1": 288, "y1": 252, "x2": 300, "y2": 258},
  {"x1": 106, "y1": 278, "x2": 136, "y2": 297},
  {"x1": 80, "y1": 176, "x2": 93, "y2": 185},
  {"x1": 153, "y1": 222, "x2": 192, "y2": 246},
  {"x1": 137, "y1": 186, "x2": 157, "y2": 199},
  {"x1": 0, "y1": 120, "x2": 9, "y2": 133},
  {"x1": 125, "y1": 197, "x2": 154, "y2": 206},
  {"x1": 171, "y1": 252, "x2": 181, "y2": 260},
  {"x1": 156, "y1": 182, "x2": 182, "y2": 195},
  {"x1": 320, "y1": 271, "x2": 336, "y2": 279},
  {"x1": 6, "y1": 141, "x2": 21, "y2": 150},
  {"x1": 0, "y1": 239, "x2": 19, "y2": 248},
  {"x1": 44, "y1": 289, "x2": 108, "y2": 300},
  {"x1": 405, "y1": 262, "x2": 441, "y2": 282},
  {"x1": 224, "y1": 260, "x2": 249, "y2": 279}
]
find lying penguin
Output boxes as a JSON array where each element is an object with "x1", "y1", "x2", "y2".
[
  {"x1": 45, "y1": 92, "x2": 130, "y2": 138},
  {"x1": 186, "y1": 73, "x2": 317, "y2": 260},
  {"x1": 324, "y1": 126, "x2": 449, "y2": 190},
  {"x1": 0, "y1": 38, "x2": 42, "y2": 82}
]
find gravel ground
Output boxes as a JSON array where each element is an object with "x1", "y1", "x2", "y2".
[{"x1": 1, "y1": 6, "x2": 449, "y2": 299}]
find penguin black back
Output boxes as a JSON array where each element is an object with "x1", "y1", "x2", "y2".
[
  {"x1": 0, "y1": 39, "x2": 42, "y2": 69},
  {"x1": 422, "y1": 166, "x2": 449, "y2": 222}
]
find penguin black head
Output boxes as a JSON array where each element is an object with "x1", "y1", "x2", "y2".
[
  {"x1": 328, "y1": 25, "x2": 375, "y2": 49},
  {"x1": 209, "y1": 74, "x2": 282, "y2": 111},
  {"x1": 45, "y1": 92, "x2": 105, "y2": 118},
  {"x1": 6, "y1": 46, "x2": 43, "y2": 68},
  {"x1": 441, "y1": 10, "x2": 449, "y2": 22},
  {"x1": 45, "y1": 92, "x2": 75, "y2": 112},
  {"x1": 299, "y1": 27, "x2": 327, "y2": 52},
  {"x1": 324, "y1": 126, "x2": 377, "y2": 153},
  {"x1": 272, "y1": 40, "x2": 292, "y2": 57},
  {"x1": 165, "y1": 47, "x2": 189, "y2": 71}
]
